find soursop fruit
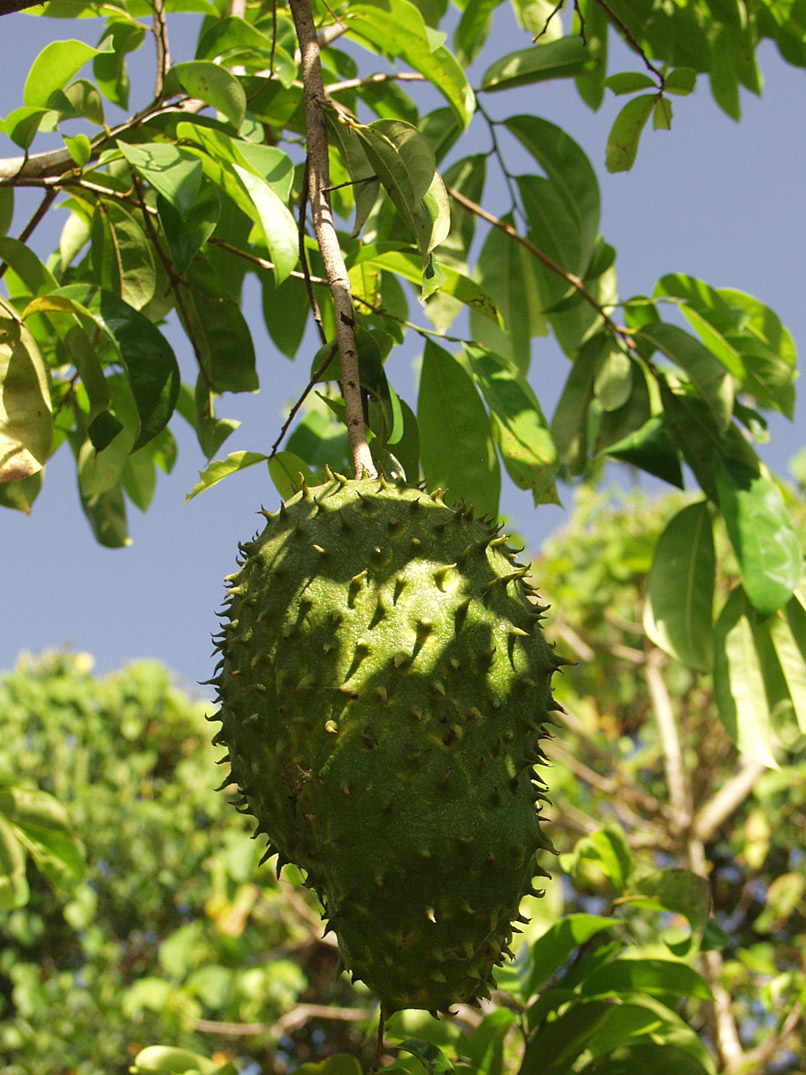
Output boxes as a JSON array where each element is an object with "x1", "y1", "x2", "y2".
[{"x1": 211, "y1": 472, "x2": 563, "y2": 1014}]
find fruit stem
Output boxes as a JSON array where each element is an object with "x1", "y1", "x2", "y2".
[
  {"x1": 372, "y1": 1008, "x2": 386, "y2": 1072},
  {"x1": 289, "y1": 0, "x2": 377, "y2": 480}
]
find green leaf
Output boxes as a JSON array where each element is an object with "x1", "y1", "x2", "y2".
[
  {"x1": 90, "y1": 200, "x2": 156, "y2": 311},
  {"x1": 638, "y1": 322, "x2": 733, "y2": 431},
  {"x1": 179, "y1": 260, "x2": 258, "y2": 394},
  {"x1": 262, "y1": 272, "x2": 310, "y2": 360},
  {"x1": 550, "y1": 334, "x2": 602, "y2": 471},
  {"x1": 481, "y1": 35, "x2": 596, "y2": 92},
  {"x1": 0, "y1": 300, "x2": 53, "y2": 482},
  {"x1": 505, "y1": 115, "x2": 600, "y2": 268},
  {"x1": 64, "y1": 132, "x2": 92, "y2": 167},
  {"x1": 353, "y1": 120, "x2": 450, "y2": 269},
  {"x1": 347, "y1": 0, "x2": 475, "y2": 126},
  {"x1": 157, "y1": 185, "x2": 220, "y2": 273},
  {"x1": 93, "y1": 22, "x2": 146, "y2": 109},
  {"x1": 0, "y1": 189, "x2": 13, "y2": 237},
  {"x1": 0, "y1": 783, "x2": 83, "y2": 886},
  {"x1": 580, "y1": 958, "x2": 713, "y2": 1001},
  {"x1": 356, "y1": 248, "x2": 500, "y2": 325},
  {"x1": 232, "y1": 165, "x2": 298, "y2": 283},
  {"x1": 644, "y1": 501, "x2": 715, "y2": 671},
  {"x1": 653, "y1": 95, "x2": 673, "y2": 130},
  {"x1": 397, "y1": 1040, "x2": 454, "y2": 1075},
  {"x1": 417, "y1": 339, "x2": 499, "y2": 517},
  {"x1": 605, "y1": 94, "x2": 655, "y2": 173},
  {"x1": 602, "y1": 414, "x2": 684, "y2": 489},
  {"x1": 523, "y1": 914, "x2": 616, "y2": 996},
  {"x1": 521, "y1": 998, "x2": 616, "y2": 1075},
  {"x1": 604, "y1": 71, "x2": 658, "y2": 94},
  {"x1": 324, "y1": 112, "x2": 380, "y2": 238},
  {"x1": 55, "y1": 285, "x2": 181, "y2": 452},
  {"x1": 24, "y1": 39, "x2": 99, "y2": 107},
  {"x1": 464, "y1": 346, "x2": 558, "y2": 505},
  {"x1": 268, "y1": 452, "x2": 316, "y2": 501},
  {"x1": 454, "y1": 0, "x2": 502, "y2": 65},
  {"x1": 0, "y1": 237, "x2": 58, "y2": 296},
  {"x1": 63, "y1": 78, "x2": 105, "y2": 125},
  {"x1": 80, "y1": 482, "x2": 129, "y2": 547},
  {"x1": 170, "y1": 61, "x2": 246, "y2": 129},
  {"x1": 0, "y1": 813, "x2": 28, "y2": 911},
  {"x1": 470, "y1": 215, "x2": 547, "y2": 371},
  {"x1": 767, "y1": 590, "x2": 806, "y2": 733},
  {"x1": 665, "y1": 67, "x2": 697, "y2": 95},
  {"x1": 627, "y1": 868, "x2": 712, "y2": 943},
  {"x1": 117, "y1": 142, "x2": 203, "y2": 220},
  {"x1": 715, "y1": 457, "x2": 802, "y2": 617},
  {"x1": 186, "y1": 450, "x2": 270, "y2": 503},
  {"x1": 131, "y1": 1044, "x2": 220, "y2": 1075},
  {"x1": 714, "y1": 588, "x2": 778, "y2": 767}
]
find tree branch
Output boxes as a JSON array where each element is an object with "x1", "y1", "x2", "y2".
[
  {"x1": 692, "y1": 757, "x2": 766, "y2": 843},
  {"x1": 447, "y1": 185, "x2": 634, "y2": 352},
  {"x1": 152, "y1": 0, "x2": 171, "y2": 99},
  {"x1": 289, "y1": 0, "x2": 375, "y2": 478}
]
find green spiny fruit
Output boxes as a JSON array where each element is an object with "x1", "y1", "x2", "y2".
[{"x1": 211, "y1": 472, "x2": 563, "y2": 1014}]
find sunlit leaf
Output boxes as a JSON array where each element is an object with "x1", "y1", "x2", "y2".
[
  {"x1": 117, "y1": 142, "x2": 203, "y2": 220},
  {"x1": 186, "y1": 450, "x2": 270, "y2": 503},
  {"x1": 170, "y1": 61, "x2": 246, "y2": 129},
  {"x1": 482, "y1": 36, "x2": 596, "y2": 92},
  {"x1": 24, "y1": 39, "x2": 99, "y2": 107},
  {"x1": 0, "y1": 299, "x2": 53, "y2": 482},
  {"x1": 715, "y1": 457, "x2": 802, "y2": 617}
]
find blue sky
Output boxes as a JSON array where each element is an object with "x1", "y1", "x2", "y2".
[{"x1": 2, "y1": 8, "x2": 804, "y2": 691}]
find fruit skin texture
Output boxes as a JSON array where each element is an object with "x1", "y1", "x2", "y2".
[{"x1": 212, "y1": 474, "x2": 561, "y2": 1014}]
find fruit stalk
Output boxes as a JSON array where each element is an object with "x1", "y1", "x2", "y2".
[{"x1": 289, "y1": 0, "x2": 376, "y2": 479}]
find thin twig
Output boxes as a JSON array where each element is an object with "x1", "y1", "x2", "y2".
[
  {"x1": 289, "y1": 0, "x2": 375, "y2": 478},
  {"x1": 269, "y1": 342, "x2": 338, "y2": 458},
  {"x1": 591, "y1": 0, "x2": 664, "y2": 85},
  {"x1": 645, "y1": 646, "x2": 691, "y2": 830},
  {"x1": 326, "y1": 70, "x2": 425, "y2": 95},
  {"x1": 193, "y1": 1004, "x2": 370, "y2": 1039}
]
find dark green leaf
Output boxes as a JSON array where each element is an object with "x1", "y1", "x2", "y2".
[
  {"x1": 521, "y1": 999, "x2": 616, "y2": 1075},
  {"x1": 644, "y1": 501, "x2": 715, "y2": 671},
  {"x1": 639, "y1": 322, "x2": 733, "y2": 431},
  {"x1": 55, "y1": 285, "x2": 181, "y2": 451},
  {"x1": 550, "y1": 334, "x2": 602, "y2": 471},
  {"x1": 605, "y1": 94, "x2": 655, "y2": 173},
  {"x1": 453, "y1": 0, "x2": 502, "y2": 66},
  {"x1": 0, "y1": 189, "x2": 13, "y2": 237},
  {"x1": 157, "y1": 185, "x2": 220, "y2": 273},
  {"x1": 525, "y1": 914, "x2": 616, "y2": 996},
  {"x1": 397, "y1": 1039, "x2": 454, "y2": 1075},
  {"x1": 715, "y1": 457, "x2": 802, "y2": 616},
  {"x1": 90, "y1": 201, "x2": 156, "y2": 311},
  {"x1": 385, "y1": 395, "x2": 420, "y2": 482},
  {"x1": 628, "y1": 868, "x2": 712, "y2": 939},
  {"x1": 418, "y1": 339, "x2": 499, "y2": 516},
  {"x1": 80, "y1": 482, "x2": 129, "y2": 548},
  {"x1": 63, "y1": 78, "x2": 105, "y2": 125},
  {"x1": 262, "y1": 272, "x2": 310, "y2": 360},
  {"x1": 602, "y1": 414, "x2": 684, "y2": 488}
]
